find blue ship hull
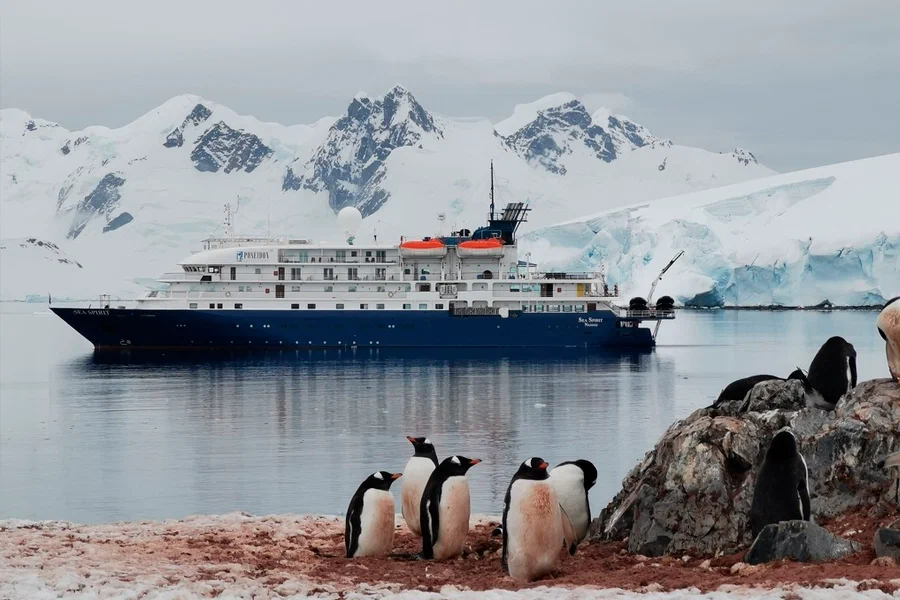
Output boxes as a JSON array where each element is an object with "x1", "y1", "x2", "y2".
[{"x1": 50, "y1": 307, "x2": 657, "y2": 350}]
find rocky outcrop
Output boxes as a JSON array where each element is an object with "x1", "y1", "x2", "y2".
[
  {"x1": 102, "y1": 212, "x2": 134, "y2": 233},
  {"x1": 164, "y1": 103, "x2": 212, "y2": 148},
  {"x1": 593, "y1": 378, "x2": 900, "y2": 557},
  {"x1": 874, "y1": 527, "x2": 900, "y2": 561},
  {"x1": 745, "y1": 521, "x2": 859, "y2": 564},
  {"x1": 68, "y1": 173, "x2": 126, "y2": 239},
  {"x1": 191, "y1": 122, "x2": 272, "y2": 173}
]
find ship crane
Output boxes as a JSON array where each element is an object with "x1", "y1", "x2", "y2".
[{"x1": 647, "y1": 250, "x2": 684, "y2": 304}]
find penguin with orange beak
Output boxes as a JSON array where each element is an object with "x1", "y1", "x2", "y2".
[
  {"x1": 345, "y1": 471, "x2": 402, "y2": 558},
  {"x1": 502, "y1": 457, "x2": 577, "y2": 582}
]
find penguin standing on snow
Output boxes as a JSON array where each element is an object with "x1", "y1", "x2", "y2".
[
  {"x1": 877, "y1": 297, "x2": 900, "y2": 383},
  {"x1": 420, "y1": 455, "x2": 481, "y2": 560},
  {"x1": 401, "y1": 436, "x2": 439, "y2": 536},
  {"x1": 345, "y1": 471, "x2": 402, "y2": 558},
  {"x1": 749, "y1": 430, "x2": 811, "y2": 539},
  {"x1": 548, "y1": 459, "x2": 597, "y2": 545},
  {"x1": 806, "y1": 336, "x2": 857, "y2": 410},
  {"x1": 503, "y1": 458, "x2": 577, "y2": 582}
]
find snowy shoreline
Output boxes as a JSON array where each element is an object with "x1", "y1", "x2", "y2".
[{"x1": 2, "y1": 512, "x2": 899, "y2": 599}]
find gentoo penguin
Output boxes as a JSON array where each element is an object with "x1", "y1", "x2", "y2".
[
  {"x1": 749, "y1": 430, "x2": 810, "y2": 539},
  {"x1": 712, "y1": 369, "x2": 808, "y2": 407},
  {"x1": 401, "y1": 436, "x2": 439, "y2": 536},
  {"x1": 420, "y1": 455, "x2": 481, "y2": 560},
  {"x1": 345, "y1": 471, "x2": 402, "y2": 558},
  {"x1": 806, "y1": 336, "x2": 857, "y2": 410},
  {"x1": 548, "y1": 459, "x2": 597, "y2": 545},
  {"x1": 877, "y1": 297, "x2": 900, "y2": 383},
  {"x1": 503, "y1": 457, "x2": 577, "y2": 582}
]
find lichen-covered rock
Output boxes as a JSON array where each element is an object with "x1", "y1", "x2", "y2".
[
  {"x1": 593, "y1": 378, "x2": 900, "y2": 557},
  {"x1": 745, "y1": 521, "x2": 859, "y2": 564}
]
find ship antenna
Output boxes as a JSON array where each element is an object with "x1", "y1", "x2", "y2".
[
  {"x1": 489, "y1": 160, "x2": 495, "y2": 221},
  {"x1": 223, "y1": 203, "x2": 234, "y2": 239}
]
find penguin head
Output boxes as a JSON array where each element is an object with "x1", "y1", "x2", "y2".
[
  {"x1": 407, "y1": 436, "x2": 437, "y2": 457},
  {"x1": 441, "y1": 455, "x2": 481, "y2": 475},
  {"x1": 766, "y1": 430, "x2": 799, "y2": 460},
  {"x1": 361, "y1": 471, "x2": 402, "y2": 492},
  {"x1": 572, "y1": 459, "x2": 598, "y2": 490},
  {"x1": 878, "y1": 297, "x2": 900, "y2": 383},
  {"x1": 516, "y1": 457, "x2": 550, "y2": 480}
]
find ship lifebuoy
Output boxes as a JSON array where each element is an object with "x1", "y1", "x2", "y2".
[
  {"x1": 225, "y1": 291, "x2": 231, "y2": 297},
  {"x1": 388, "y1": 291, "x2": 395, "y2": 298}
]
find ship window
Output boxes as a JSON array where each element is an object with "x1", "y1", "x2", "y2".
[
  {"x1": 350, "y1": 251, "x2": 357, "y2": 257},
  {"x1": 436, "y1": 303, "x2": 444, "y2": 309},
  {"x1": 404, "y1": 268, "x2": 411, "y2": 275},
  {"x1": 335, "y1": 250, "x2": 346, "y2": 262},
  {"x1": 255, "y1": 268, "x2": 261, "y2": 275},
  {"x1": 376, "y1": 303, "x2": 385, "y2": 309},
  {"x1": 360, "y1": 303, "x2": 368, "y2": 309},
  {"x1": 336, "y1": 303, "x2": 344, "y2": 309},
  {"x1": 417, "y1": 283, "x2": 431, "y2": 292},
  {"x1": 209, "y1": 266, "x2": 221, "y2": 274},
  {"x1": 291, "y1": 303, "x2": 299, "y2": 309},
  {"x1": 348, "y1": 286, "x2": 357, "y2": 292},
  {"x1": 291, "y1": 286, "x2": 301, "y2": 292},
  {"x1": 307, "y1": 303, "x2": 315, "y2": 309},
  {"x1": 365, "y1": 251, "x2": 372, "y2": 257},
  {"x1": 549, "y1": 305, "x2": 560, "y2": 312},
  {"x1": 418, "y1": 303, "x2": 427, "y2": 310},
  {"x1": 209, "y1": 303, "x2": 215, "y2": 309},
  {"x1": 563, "y1": 304, "x2": 573, "y2": 312},
  {"x1": 377, "y1": 285, "x2": 386, "y2": 292},
  {"x1": 234, "y1": 303, "x2": 243, "y2": 309},
  {"x1": 403, "y1": 303, "x2": 412, "y2": 309},
  {"x1": 324, "y1": 285, "x2": 333, "y2": 292},
  {"x1": 217, "y1": 303, "x2": 223, "y2": 309},
  {"x1": 189, "y1": 303, "x2": 198, "y2": 309},
  {"x1": 576, "y1": 304, "x2": 586, "y2": 312}
]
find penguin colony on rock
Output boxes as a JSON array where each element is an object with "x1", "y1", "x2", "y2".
[{"x1": 345, "y1": 301, "x2": 899, "y2": 579}]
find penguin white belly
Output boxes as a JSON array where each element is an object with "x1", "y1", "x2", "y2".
[
  {"x1": 549, "y1": 466, "x2": 589, "y2": 543},
  {"x1": 433, "y1": 476, "x2": 470, "y2": 560},
  {"x1": 355, "y1": 489, "x2": 395, "y2": 557},
  {"x1": 401, "y1": 457, "x2": 434, "y2": 536},
  {"x1": 507, "y1": 480, "x2": 564, "y2": 582}
]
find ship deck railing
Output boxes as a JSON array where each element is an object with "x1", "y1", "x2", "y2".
[{"x1": 605, "y1": 303, "x2": 677, "y2": 320}]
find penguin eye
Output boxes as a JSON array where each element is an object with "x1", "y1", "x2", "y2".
[
  {"x1": 879, "y1": 327, "x2": 887, "y2": 341},
  {"x1": 451, "y1": 456, "x2": 461, "y2": 465},
  {"x1": 374, "y1": 472, "x2": 383, "y2": 480}
]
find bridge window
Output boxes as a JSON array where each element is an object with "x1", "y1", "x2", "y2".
[
  {"x1": 189, "y1": 303, "x2": 198, "y2": 309},
  {"x1": 336, "y1": 303, "x2": 344, "y2": 309},
  {"x1": 403, "y1": 303, "x2": 412, "y2": 309},
  {"x1": 376, "y1": 303, "x2": 385, "y2": 309},
  {"x1": 418, "y1": 303, "x2": 428, "y2": 310},
  {"x1": 307, "y1": 303, "x2": 315, "y2": 309},
  {"x1": 234, "y1": 303, "x2": 243, "y2": 309}
]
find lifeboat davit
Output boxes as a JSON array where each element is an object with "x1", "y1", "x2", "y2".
[
  {"x1": 457, "y1": 238, "x2": 504, "y2": 257},
  {"x1": 399, "y1": 238, "x2": 447, "y2": 258}
]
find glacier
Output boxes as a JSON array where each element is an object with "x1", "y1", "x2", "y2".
[
  {"x1": 521, "y1": 153, "x2": 900, "y2": 307},
  {"x1": 1, "y1": 86, "x2": 773, "y2": 300}
]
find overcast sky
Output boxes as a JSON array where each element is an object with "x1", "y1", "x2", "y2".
[{"x1": 2, "y1": 0, "x2": 899, "y2": 172}]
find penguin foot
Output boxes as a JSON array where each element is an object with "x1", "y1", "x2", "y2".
[{"x1": 388, "y1": 552, "x2": 424, "y2": 561}]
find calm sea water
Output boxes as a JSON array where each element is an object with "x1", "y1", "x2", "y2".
[{"x1": 0, "y1": 303, "x2": 886, "y2": 524}]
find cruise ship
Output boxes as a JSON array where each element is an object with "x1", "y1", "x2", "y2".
[{"x1": 51, "y1": 196, "x2": 675, "y2": 351}]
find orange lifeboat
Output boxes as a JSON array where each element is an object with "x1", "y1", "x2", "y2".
[
  {"x1": 457, "y1": 238, "x2": 504, "y2": 257},
  {"x1": 399, "y1": 238, "x2": 447, "y2": 258}
]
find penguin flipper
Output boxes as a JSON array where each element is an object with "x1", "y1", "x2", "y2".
[{"x1": 559, "y1": 503, "x2": 578, "y2": 555}]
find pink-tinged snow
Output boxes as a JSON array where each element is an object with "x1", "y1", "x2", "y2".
[{"x1": 2, "y1": 514, "x2": 899, "y2": 599}]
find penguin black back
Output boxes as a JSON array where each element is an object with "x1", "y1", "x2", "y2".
[
  {"x1": 407, "y1": 436, "x2": 439, "y2": 466},
  {"x1": 420, "y1": 455, "x2": 480, "y2": 559},
  {"x1": 345, "y1": 471, "x2": 402, "y2": 558},
  {"x1": 502, "y1": 457, "x2": 550, "y2": 572},
  {"x1": 749, "y1": 431, "x2": 810, "y2": 539},
  {"x1": 807, "y1": 336, "x2": 857, "y2": 409}
]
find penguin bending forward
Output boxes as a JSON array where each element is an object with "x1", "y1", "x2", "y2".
[
  {"x1": 877, "y1": 297, "x2": 900, "y2": 383},
  {"x1": 345, "y1": 471, "x2": 402, "y2": 558},
  {"x1": 401, "y1": 436, "x2": 438, "y2": 536},
  {"x1": 503, "y1": 458, "x2": 577, "y2": 582},
  {"x1": 712, "y1": 369, "x2": 808, "y2": 407},
  {"x1": 749, "y1": 431, "x2": 810, "y2": 539},
  {"x1": 420, "y1": 455, "x2": 481, "y2": 560},
  {"x1": 548, "y1": 459, "x2": 597, "y2": 545},
  {"x1": 806, "y1": 336, "x2": 857, "y2": 410}
]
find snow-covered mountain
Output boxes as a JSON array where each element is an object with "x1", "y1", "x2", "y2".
[
  {"x1": 522, "y1": 153, "x2": 900, "y2": 307},
  {"x1": 0, "y1": 86, "x2": 772, "y2": 300}
]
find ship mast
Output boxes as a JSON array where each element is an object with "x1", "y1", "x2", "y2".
[
  {"x1": 489, "y1": 160, "x2": 495, "y2": 221},
  {"x1": 223, "y1": 203, "x2": 234, "y2": 239}
]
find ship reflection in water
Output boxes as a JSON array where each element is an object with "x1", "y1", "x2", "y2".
[{"x1": 0, "y1": 306, "x2": 883, "y2": 524}]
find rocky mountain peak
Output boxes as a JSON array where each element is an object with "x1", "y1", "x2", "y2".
[
  {"x1": 283, "y1": 86, "x2": 442, "y2": 216},
  {"x1": 501, "y1": 97, "x2": 659, "y2": 175},
  {"x1": 164, "y1": 103, "x2": 213, "y2": 148},
  {"x1": 190, "y1": 121, "x2": 273, "y2": 174}
]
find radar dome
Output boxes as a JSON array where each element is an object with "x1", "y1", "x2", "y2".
[{"x1": 337, "y1": 206, "x2": 363, "y2": 243}]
